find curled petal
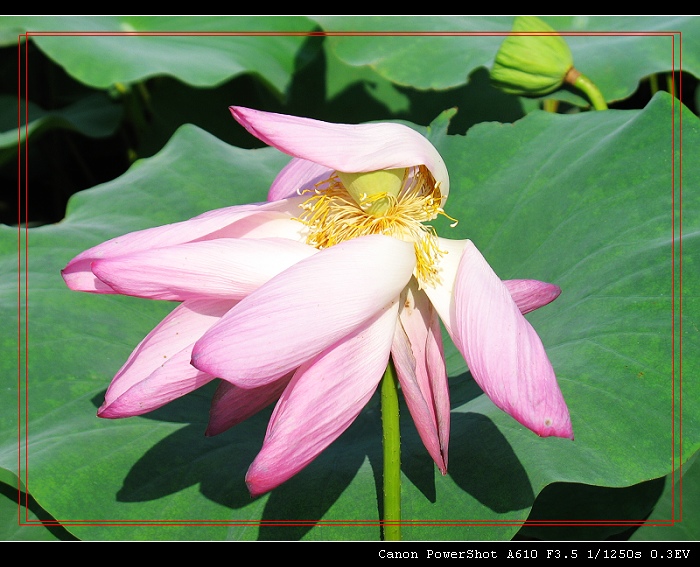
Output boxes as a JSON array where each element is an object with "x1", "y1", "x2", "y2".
[
  {"x1": 192, "y1": 235, "x2": 415, "y2": 388},
  {"x1": 245, "y1": 300, "x2": 399, "y2": 496},
  {"x1": 392, "y1": 283, "x2": 450, "y2": 474},
  {"x1": 231, "y1": 106, "x2": 450, "y2": 203},
  {"x1": 98, "y1": 299, "x2": 236, "y2": 417},
  {"x1": 91, "y1": 237, "x2": 317, "y2": 301},
  {"x1": 451, "y1": 241, "x2": 573, "y2": 439},
  {"x1": 503, "y1": 279, "x2": 561, "y2": 314},
  {"x1": 206, "y1": 375, "x2": 293, "y2": 437}
]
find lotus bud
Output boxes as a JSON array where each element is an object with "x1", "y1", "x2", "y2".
[{"x1": 491, "y1": 16, "x2": 574, "y2": 97}]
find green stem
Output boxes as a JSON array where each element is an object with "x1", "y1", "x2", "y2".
[
  {"x1": 569, "y1": 70, "x2": 608, "y2": 111},
  {"x1": 542, "y1": 98, "x2": 560, "y2": 113},
  {"x1": 381, "y1": 360, "x2": 401, "y2": 541},
  {"x1": 666, "y1": 73, "x2": 675, "y2": 98},
  {"x1": 649, "y1": 73, "x2": 659, "y2": 97}
]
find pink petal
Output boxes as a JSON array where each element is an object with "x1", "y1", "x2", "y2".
[
  {"x1": 391, "y1": 282, "x2": 449, "y2": 473},
  {"x1": 61, "y1": 200, "x2": 301, "y2": 293},
  {"x1": 245, "y1": 300, "x2": 399, "y2": 496},
  {"x1": 268, "y1": 158, "x2": 333, "y2": 201},
  {"x1": 191, "y1": 234, "x2": 415, "y2": 389},
  {"x1": 99, "y1": 299, "x2": 236, "y2": 414},
  {"x1": 451, "y1": 241, "x2": 573, "y2": 439},
  {"x1": 98, "y1": 347, "x2": 216, "y2": 418},
  {"x1": 231, "y1": 106, "x2": 450, "y2": 203},
  {"x1": 91, "y1": 238, "x2": 317, "y2": 301},
  {"x1": 206, "y1": 375, "x2": 293, "y2": 436},
  {"x1": 503, "y1": 279, "x2": 561, "y2": 314},
  {"x1": 424, "y1": 239, "x2": 562, "y2": 332}
]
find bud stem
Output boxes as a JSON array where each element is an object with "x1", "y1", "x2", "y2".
[{"x1": 566, "y1": 67, "x2": 608, "y2": 111}]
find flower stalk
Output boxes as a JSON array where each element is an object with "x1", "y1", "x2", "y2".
[
  {"x1": 381, "y1": 360, "x2": 401, "y2": 541},
  {"x1": 564, "y1": 68, "x2": 608, "y2": 111}
]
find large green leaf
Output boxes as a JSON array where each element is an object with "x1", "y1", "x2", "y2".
[
  {"x1": 0, "y1": 94, "x2": 122, "y2": 167},
  {"x1": 0, "y1": 480, "x2": 77, "y2": 541},
  {"x1": 630, "y1": 451, "x2": 700, "y2": 541},
  {"x1": 2, "y1": 92, "x2": 696, "y2": 540},
  {"x1": 314, "y1": 16, "x2": 698, "y2": 105},
  {"x1": 1, "y1": 16, "x2": 316, "y2": 91},
  {"x1": 322, "y1": 46, "x2": 528, "y2": 135},
  {"x1": 315, "y1": 16, "x2": 508, "y2": 91}
]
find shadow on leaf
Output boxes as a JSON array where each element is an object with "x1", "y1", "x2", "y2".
[
  {"x1": 99, "y1": 367, "x2": 540, "y2": 538},
  {"x1": 449, "y1": 412, "x2": 535, "y2": 513}
]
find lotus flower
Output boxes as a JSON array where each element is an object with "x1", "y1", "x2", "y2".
[{"x1": 62, "y1": 107, "x2": 573, "y2": 497}]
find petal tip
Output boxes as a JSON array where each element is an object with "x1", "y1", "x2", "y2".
[
  {"x1": 245, "y1": 474, "x2": 269, "y2": 498},
  {"x1": 97, "y1": 403, "x2": 116, "y2": 419},
  {"x1": 189, "y1": 345, "x2": 207, "y2": 372},
  {"x1": 204, "y1": 424, "x2": 221, "y2": 437},
  {"x1": 545, "y1": 283, "x2": 563, "y2": 305},
  {"x1": 97, "y1": 397, "x2": 154, "y2": 419},
  {"x1": 534, "y1": 416, "x2": 574, "y2": 440}
]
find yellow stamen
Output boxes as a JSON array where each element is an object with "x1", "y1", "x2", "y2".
[{"x1": 295, "y1": 165, "x2": 457, "y2": 288}]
